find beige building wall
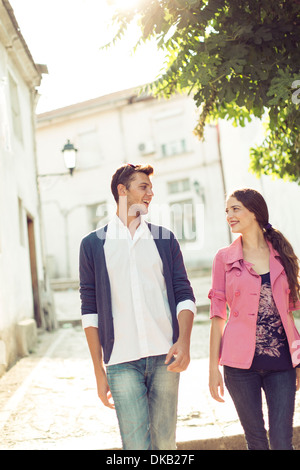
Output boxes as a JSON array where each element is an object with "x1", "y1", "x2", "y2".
[
  {"x1": 0, "y1": 1, "x2": 55, "y2": 375},
  {"x1": 36, "y1": 90, "x2": 230, "y2": 282},
  {"x1": 36, "y1": 89, "x2": 300, "y2": 288}
]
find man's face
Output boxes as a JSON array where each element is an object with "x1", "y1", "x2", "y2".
[{"x1": 119, "y1": 172, "x2": 154, "y2": 216}]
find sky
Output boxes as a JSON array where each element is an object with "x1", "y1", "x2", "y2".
[{"x1": 9, "y1": 0, "x2": 167, "y2": 114}]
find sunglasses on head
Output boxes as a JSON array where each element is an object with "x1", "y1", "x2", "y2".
[{"x1": 118, "y1": 163, "x2": 137, "y2": 184}]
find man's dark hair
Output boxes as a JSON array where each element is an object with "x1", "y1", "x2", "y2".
[{"x1": 111, "y1": 163, "x2": 154, "y2": 203}]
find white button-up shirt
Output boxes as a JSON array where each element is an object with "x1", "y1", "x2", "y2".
[{"x1": 82, "y1": 215, "x2": 196, "y2": 365}]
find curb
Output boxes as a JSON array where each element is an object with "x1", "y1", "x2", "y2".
[{"x1": 176, "y1": 425, "x2": 300, "y2": 451}]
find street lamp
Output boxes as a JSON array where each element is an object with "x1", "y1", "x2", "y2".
[{"x1": 61, "y1": 140, "x2": 77, "y2": 176}]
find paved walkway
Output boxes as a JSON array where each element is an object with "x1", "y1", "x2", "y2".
[
  {"x1": 0, "y1": 287, "x2": 300, "y2": 450},
  {"x1": 0, "y1": 324, "x2": 242, "y2": 450}
]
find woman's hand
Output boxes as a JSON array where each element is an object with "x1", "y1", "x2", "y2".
[
  {"x1": 209, "y1": 317, "x2": 226, "y2": 402},
  {"x1": 209, "y1": 367, "x2": 225, "y2": 403}
]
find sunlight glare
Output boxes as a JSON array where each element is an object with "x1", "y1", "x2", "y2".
[
  {"x1": 9, "y1": 0, "x2": 167, "y2": 113},
  {"x1": 110, "y1": 0, "x2": 140, "y2": 12}
]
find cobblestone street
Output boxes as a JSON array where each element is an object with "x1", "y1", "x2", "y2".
[
  {"x1": 0, "y1": 317, "x2": 242, "y2": 450},
  {"x1": 0, "y1": 288, "x2": 300, "y2": 450}
]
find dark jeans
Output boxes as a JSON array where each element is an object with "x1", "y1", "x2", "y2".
[{"x1": 224, "y1": 366, "x2": 296, "y2": 450}]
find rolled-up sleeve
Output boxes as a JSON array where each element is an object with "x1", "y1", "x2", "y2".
[
  {"x1": 81, "y1": 313, "x2": 98, "y2": 329},
  {"x1": 176, "y1": 299, "x2": 197, "y2": 317},
  {"x1": 208, "y1": 250, "x2": 227, "y2": 320}
]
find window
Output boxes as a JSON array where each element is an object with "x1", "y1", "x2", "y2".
[
  {"x1": 88, "y1": 202, "x2": 108, "y2": 230},
  {"x1": 0, "y1": 81, "x2": 11, "y2": 152},
  {"x1": 161, "y1": 139, "x2": 187, "y2": 158},
  {"x1": 169, "y1": 199, "x2": 196, "y2": 243},
  {"x1": 153, "y1": 108, "x2": 188, "y2": 159},
  {"x1": 167, "y1": 178, "x2": 191, "y2": 195},
  {"x1": 8, "y1": 73, "x2": 23, "y2": 143}
]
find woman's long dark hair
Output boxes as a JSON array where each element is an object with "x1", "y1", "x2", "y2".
[{"x1": 229, "y1": 188, "x2": 300, "y2": 304}]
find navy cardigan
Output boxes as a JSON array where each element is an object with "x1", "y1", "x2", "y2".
[{"x1": 79, "y1": 222, "x2": 195, "y2": 364}]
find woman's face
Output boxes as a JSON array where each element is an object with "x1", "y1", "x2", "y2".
[{"x1": 225, "y1": 196, "x2": 257, "y2": 234}]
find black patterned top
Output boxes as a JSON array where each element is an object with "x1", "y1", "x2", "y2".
[{"x1": 250, "y1": 272, "x2": 293, "y2": 371}]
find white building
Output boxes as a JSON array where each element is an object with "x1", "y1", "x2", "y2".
[
  {"x1": 36, "y1": 87, "x2": 300, "y2": 308},
  {"x1": 36, "y1": 89, "x2": 229, "y2": 279},
  {"x1": 0, "y1": 0, "x2": 55, "y2": 376}
]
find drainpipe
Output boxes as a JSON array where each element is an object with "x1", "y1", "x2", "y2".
[{"x1": 215, "y1": 121, "x2": 232, "y2": 244}]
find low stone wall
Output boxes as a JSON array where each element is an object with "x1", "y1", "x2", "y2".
[{"x1": 0, "y1": 319, "x2": 37, "y2": 378}]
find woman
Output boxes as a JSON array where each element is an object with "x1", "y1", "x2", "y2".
[{"x1": 208, "y1": 188, "x2": 300, "y2": 450}]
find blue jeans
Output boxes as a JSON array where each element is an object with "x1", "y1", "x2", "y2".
[
  {"x1": 224, "y1": 366, "x2": 296, "y2": 450},
  {"x1": 106, "y1": 355, "x2": 180, "y2": 450}
]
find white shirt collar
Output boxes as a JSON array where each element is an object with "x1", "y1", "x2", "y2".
[{"x1": 107, "y1": 214, "x2": 149, "y2": 242}]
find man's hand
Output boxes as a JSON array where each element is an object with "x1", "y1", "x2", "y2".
[
  {"x1": 84, "y1": 327, "x2": 115, "y2": 409},
  {"x1": 165, "y1": 340, "x2": 190, "y2": 372},
  {"x1": 296, "y1": 368, "x2": 300, "y2": 392},
  {"x1": 165, "y1": 309, "x2": 194, "y2": 373},
  {"x1": 95, "y1": 368, "x2": 115, "y2": 409}
]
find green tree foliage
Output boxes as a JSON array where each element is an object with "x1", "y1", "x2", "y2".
[{"x1": 110, "y1": 0, "x2": 300, "y2": 183}]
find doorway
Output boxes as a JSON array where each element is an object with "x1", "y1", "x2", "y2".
[{"x1": 27, "y1": 214, "x2": 42, "y2": 327}]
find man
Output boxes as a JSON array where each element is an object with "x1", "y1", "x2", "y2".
[{"x1": 79, "y1": 163, "x2": 196, "y2": 450}]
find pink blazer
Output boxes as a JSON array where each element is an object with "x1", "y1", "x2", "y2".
[{"x1": 208, "y1": 236, "x2": 300, "y2": 368}]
